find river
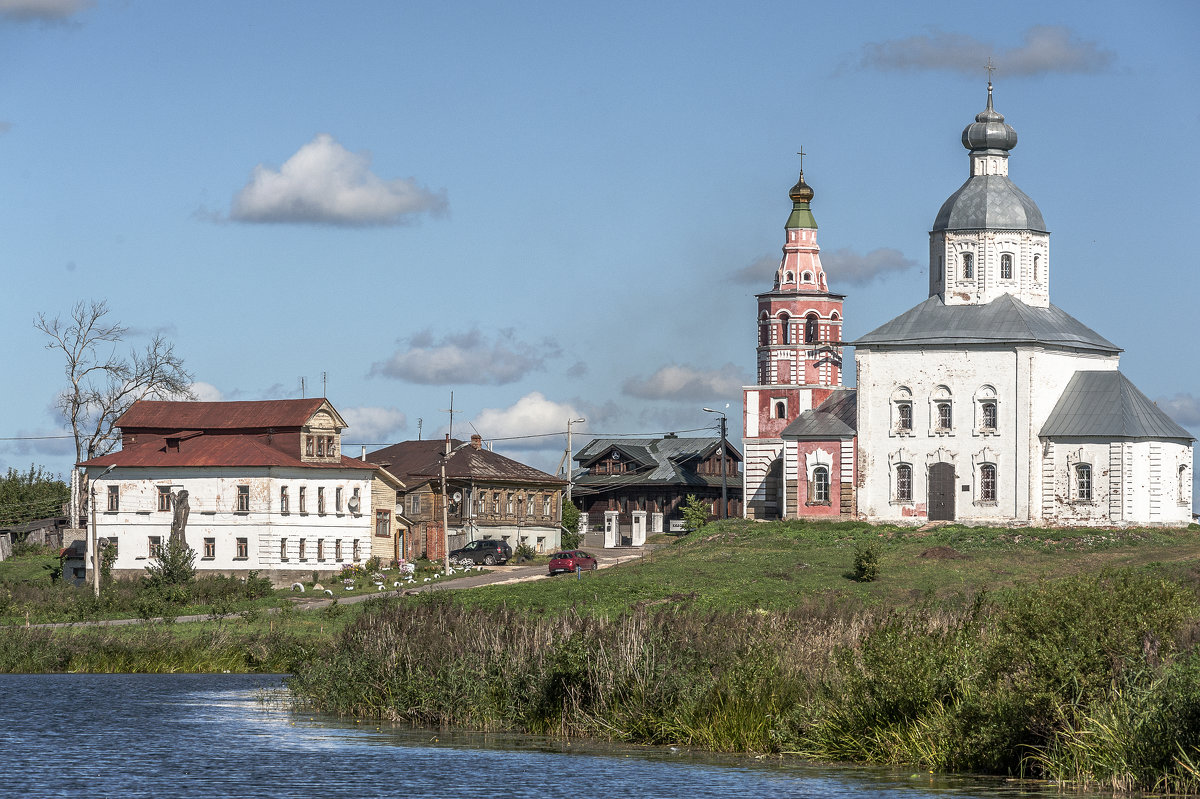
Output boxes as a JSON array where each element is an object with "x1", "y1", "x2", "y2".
[{"x1": 1, "y1": 673, "x2": 1062, "y2": 798}]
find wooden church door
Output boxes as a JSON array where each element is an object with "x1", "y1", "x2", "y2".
[{"x1": 928, "y1": 462, "x2": 955, "y2": 521}]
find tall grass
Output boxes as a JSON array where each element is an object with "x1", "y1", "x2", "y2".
[{"x1": 289, "y1": 570, "x2": 1200, "y2": 792}]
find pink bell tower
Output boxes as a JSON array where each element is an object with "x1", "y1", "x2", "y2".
[{"x1": 742, "y1": 166, "x2": 845, "y2": 519}]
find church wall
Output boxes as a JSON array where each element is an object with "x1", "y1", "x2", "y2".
[
  {"x1": 742, "y1": 439, "x2": 783, "y2": 519},
  {"x1": 791, "y1": 439, "x2": 852, "y2": 518}
]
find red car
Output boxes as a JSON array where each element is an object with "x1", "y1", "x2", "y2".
[{"x1": 548, "y1": 550, "x2": 598, "y2": 575}]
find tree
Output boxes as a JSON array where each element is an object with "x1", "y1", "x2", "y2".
[
  {"x1": 681, "y1": 494, "x2": 711, "y2": 534},
  {"x1": 36, "y1": 300, "x2": 194, "y2": 523},
  {"x1": 560, "y1": 500, "x2": 582, "y2": 549},
  {"x1": 0, "y1": 465, "x2": 69, "y2": 526}
]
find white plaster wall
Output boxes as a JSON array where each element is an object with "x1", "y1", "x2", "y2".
[
  {"x1": 1043, "y1": 439, "x2": 1193, "y2": 526},
  {"x1": 92, "y1": 466, "x2": 373, "y2": 573},
  {"x1": 856, "y1": 344, "x2": 1119, "y2": 525}
]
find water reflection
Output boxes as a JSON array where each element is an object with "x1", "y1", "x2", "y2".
[{"x1": 0, "y1": 674, "x2": 1061, "y2": 798}]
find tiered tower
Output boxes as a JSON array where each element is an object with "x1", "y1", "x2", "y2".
[{"x1": 742, "y1": 169, "x2": 845, "y2": 519}]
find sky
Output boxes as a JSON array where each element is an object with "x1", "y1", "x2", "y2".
[{"x1": 1, "y1": 0, "x2": 1197, "y2": 506}]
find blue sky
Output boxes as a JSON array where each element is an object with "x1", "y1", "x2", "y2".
[{"x1": 1, "y1": 0, "x2": 1197, "y2": 505}]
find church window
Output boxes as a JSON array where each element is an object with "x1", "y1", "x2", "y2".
[
  {"x1": 937, "y1": 255, "x2": 944, "y2": 281},
  {"x1": 1000, "y1": 254, "x2": 1013, "y2": 280},
  {"x1": 982, "y1": 401, "x2": 997, "y2": 430},
  {"x1": 805, "y1": 313, "x2": 819, "y2": 344},
  {"x1": 802, "y1": 271, "x2": 813, "y2": 282},
  {"x1": 897, "y1": 402, "x2": 913, "y2": 432},
  {"x1": 980, "y1": 464, "x2": 997, "y2": 503},
  {"x1": 784, "y1": 271, "x2": 794, "y2": 283},
  {"x1": 1033, "y1": 255, "x2": 1040, "y2": 282},
  {"x1": 895, "y1": 464, "x2": 913, "y2": 502},
  {"x1": 774, "y1": 400, "x2": 786, "y2": 419},
  {"x1": 1075, "y1": 463, "x2": 1093, "y2": 502},
  {"x1": 961, "y1": 252, "x2": 974, "y2": 280},
  {"x1": 937, "y1": 402, "x2": 952, "y2": 431},
  {"x1": 780, "y1": 312, "x2": 791, "y2": 344},
  {"x1": 812, "y1": 466, "x2": 830, "y2": 503},
  {"x1": 1179, "y1": 465, "x2": 1190, "y2": 504}
]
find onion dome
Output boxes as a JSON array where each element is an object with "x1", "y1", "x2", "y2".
[
  {"x1": 961, "y1": 82, "x2": 1018, "y2": 152},
  {"x1": 785, "y1": 170, "x2": 817, "y2": 229}
]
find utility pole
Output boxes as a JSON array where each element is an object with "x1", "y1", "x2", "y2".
[
  {"x1": 565, "y1": 417, "x2": 585, "y2": 503},
  {"x1": 441, "y1": 434, "x2": 450, "y2": 574},
  {"x1": 703, "y1": 408, "x2": 729, "y2": 519}
]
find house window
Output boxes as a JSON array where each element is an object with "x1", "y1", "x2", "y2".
[
  {"x1": 812, "y1": 466, "x2": 830, "y2": 503},
  {"x1": 897, "y1": 402, "x2": 913, "y2": 432},
  {"x1": 982, "y1": 401, "x2": 997, "y2": 430},
  {"x1": 317, "y1": 539, "x2": 325, "y2": 562},
  {"x1": 280, "y1": 486, "x2": 289, "y2": 514},
  {"x1": 235, "y1": 537, "x2": 248, "y2": 560},
  {"x1": 305, "y1": 436, "x2": 315, "y2": 457},
  {"x1": 543, "y1": 495, "x2": 551, "y2": 516},
  {"x1": 961, "y1": 252, "x2": 974, "y2": 279},
  {"x1": 1000, "y1": 253, "x2": 1013, "y2": 280},
  {"x1": 492, "y1": 492, "x2": 500, "y2": 514},
  {"x1": 352, "y1": 540, "x2": 361, "y2": 562},
  {"x1": 203, "y1": 537, "x2": 215, "y2": 559},
  {"x1": 409, "y1": 493, "x2": 420, "y2": 516},
  {"x1": 236, "y1": 485, "x2": 250, "y2": 513},
  {"x1": 980, "y1": 464, "x2": 997, "y2": 503},
  {"x1": 528, "y1": 492, "x2": 536, "y2": 515},
  {"x1": 937, "y1": 402, "x2": 952, "y2": 431},
  {"x1": 107, "y1": 485, "x2": 119, "y2": 512},
  {"x1": 327, "y1": 436, "x2": 337, "y2": 457},
  {"x1": 780, "y1": 312, "x2": 791, "y2": 344},
  {"x1": 475, "y1": 492, "x2": 484, "y2": 514},
  {"x1": 317, "y1": 487, "x2": 326, "y2": 515},
  {"x1": 896, "y1": 464, "x2": 913, "y2": 502},
  {"x1": 376, "y1": 510, "x2": 391, "y2": 537},
  {"x1": 805, "y1": 313, "x2": 819, "y2": 344},
  {"x1": 148, "y1": 535, "x2": 162, "y2": 558},
  {"x1": 157, "y1": 486, "x2": 173, "y2": 511},
  {"x1": 351, "y1": 487, "x2": 360, "y2": 512},
  {"x1": 299, "y1": 538, "x2": 307, "y2": 561},
  {"x1": 507, "y1": 493, "x2": 514, "y2": 515},
  {"x1": 335, "y1": 539, "x2": 343, "y2": 561},
  {"x1": 1075, "y1": 463, "x2": 1093, "y2": 502},
  {"x1": 299, "y1": 486, "x2": 307, "y2": 514},
  {"x1": 335, "y1": 487, "x2": 343, "y2": 513},
  {"x1": 280, "y1": 538, "x2": 288, "y2": 561}
]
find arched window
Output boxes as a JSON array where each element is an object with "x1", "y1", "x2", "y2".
[
  {"x1": 937, "y1": 402, "x2": 953, "y2": 430},
  {"x1": 805, "y1": 313, "x2": 819, "y2": 344},
  {"x1": 780, "y1": 312, "x2": 791, "y2": 344},
  {"x1": 1179, "y1": 464, "x2": 1190, "y2": 503},
  {"x1": 774, "y1": 401, "x2": 786, "y2": 419},
  {"x1": 801, "y1": 271, "x2": 813, "y2": 282},
  {"x1": 895, "y1": 464, "x2": 912, "y2": 502},
  {"x1": 1075, "y1": 463, "x2": 1092, "y2": 501},
  {"x1": 1000, "y1": 254, "x2": 1013, "y2": 280},
  {"x1": 982, "y1": 401, "x2": 997, "y2": 430},
  {"x1": 1033, "y1": 255, "x2": 1040, "y2": 282},
  {"x1": 784, "y1": 271, "x2": 794, "y2": 283},
  {"x1": 962, "y1": 252, "x2": 974, "y2": 280},
  {"x1": 812, "y1": 466, "x2": 830, "y2": 503},
  {"x1": 830, "y1": 311, "x2": 840, "y2": 320},
  {"x1": 980, "y1": 463, "x2": 997, "y2": 502},
  {"x1": 897, "y1": 402, "x2": 913, "y2": 432}
]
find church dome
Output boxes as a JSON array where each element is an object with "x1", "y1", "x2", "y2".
[
  {"x1": 789, "y1": 173, "x2": 814, "y2": 203},
  {"x1": 932, "y1": 84, "x2": 1046, "y2": 233}
]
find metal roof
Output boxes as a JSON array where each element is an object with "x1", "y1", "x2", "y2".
[
  {"x1": 116, "y1": 398, "x2": 338, "y2": 431},
  {"x1": 933, "y1": 174, "x2": 1046, "y2": 233},
  {"x1": 571, "y1": 437, "x2": 743, "y2": 494},
  {"x1": 79, "y1": 434, "x2": 377, "y2": 470},
  {"x1": 852, "y1": 294, "x2": 1120, "y2": 353},
  {"x1": 367, "y1": 439, "x2": 565, "y2": 487},
  {"x1": 1039, "y1": 371, "x2": 1194, "y2": 441},
  {"x1": 782, "y1": 389, "x2": 857, "y2": 439}
]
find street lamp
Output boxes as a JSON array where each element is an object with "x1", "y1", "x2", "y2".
[{"x1": 702, "y1": 408, "x2": 728, "y2": 519}]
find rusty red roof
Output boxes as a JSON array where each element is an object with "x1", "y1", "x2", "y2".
[
  {"x1": 116, "y1": 398, "x2": 334, "y2": 432},
  {"x1": 366, "y1": 439, "x2": 566, "y2": 487},
  {"x1": 79, "y1": 435, "x2": 376, "y2": 471}
]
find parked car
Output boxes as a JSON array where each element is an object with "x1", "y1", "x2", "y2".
[
  {"x1": 548, "y1": 550, "x2": 598, "y2": 575},
  {"x1": 449, "y1": 539, "x2": 512, "y2": 566}
]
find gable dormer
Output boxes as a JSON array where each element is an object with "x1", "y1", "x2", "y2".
[{"x1": 301, "y1": 401, "x2": 348, "y2": 463}]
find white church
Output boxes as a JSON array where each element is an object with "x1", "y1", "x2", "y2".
[{"x1": 743, "y1": 84, "x2": 1193, "y2": 527}]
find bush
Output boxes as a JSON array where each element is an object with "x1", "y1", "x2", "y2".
[
  {"x1": 681, "y1": 494, "x2": 710, "y2": 534},
  {"x1": 852, "y1": 543, "x2": 879, "y2": 582},
  {"x1": 560, "y1": 502, "x2": 582, "y2": 549},
  {"x1": 144, "y1": 538, "x2": 196, "y2": 588}
]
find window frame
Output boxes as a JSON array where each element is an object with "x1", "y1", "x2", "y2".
[
  {"x1": 107, "y1": 485, "x2": 120, "y2": 512},
  {"x1": 236, "y1": 484, "x2": 250, "y2": 513},
  {"x1": 1000, "y1": 253, "x2": 1013, "y2": 280},
  {"x1": 895, "y1": 464, "x2": 913, "y2": 502},
  {"x1": 961, "y1": 251, "x2": 974, "y2": 280},
  {"x1": 280, "y1": 537, "x2": 288, "y2": 562},
  {"x1": 979, "y1": 463, "x2": 997, "y2": 504},
  {"x1": 235, "y1": 537, "x2": 248, "y2": 560},
  {"x1": 157, "y1": 486, "x2": 173, "y2": 512},
  {"x1": 203, "y1": 537, "x2": 215, "y2": 560},
  {"x1": 1075, "y1": 463, "x2": 1093, "y2": 502},
  {"x1": 148, "y1": 535, "x2": 162, "y2": 558},
  {"x1": 376, "y1": 509, "x2": 391, "y2": 537},
  {"x1": 811, "y1": 465, "x2": 831, "y2": 503}
]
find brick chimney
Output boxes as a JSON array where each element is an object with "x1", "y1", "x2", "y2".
[{"x1": 470, "y1": 434, "x2": 483, "y2": 450}]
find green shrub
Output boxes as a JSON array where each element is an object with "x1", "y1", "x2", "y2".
[
  {"x1": 144, "y1": 539, "x2": 196, "y2": 588},
  {"x1": 852, "y1": 543, "x2": 879, "y2": 582}
]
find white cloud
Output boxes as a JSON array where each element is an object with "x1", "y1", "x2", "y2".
[
  {"x1": 0, "y1": 0, "x2": 91, "y2": 22},
  {"x1": 822, "y1": 247, "x2": 916, "y2": 285},
  {"x1": 371, "y1": 328, "x2": 553, "y2": 385},
  {"x1": 230, "y1": 134, "x2": 447, "y2": 226},
  {"x1": 1157, "y1": 393, "x2": 1200, "y2": 428},
  {"x1": 857, "y1": 25, "x2": 1114, "y2": 76},
  {"x1": 472, "y1": 393, "x2": 584, "y2": 441},
  {"x1": 189, "y1": 381, "x2": 224, "y2": 402},
  {"x1": 622, "y1": 363, "x2": 748, "y2": 402},
  {"x1": 340, "y1": 406, "x2": 407, "y2": 443}
]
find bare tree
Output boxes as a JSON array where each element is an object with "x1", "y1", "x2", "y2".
[{"x1": 36, "y1": 301, "x2": 195, "y2": 523}]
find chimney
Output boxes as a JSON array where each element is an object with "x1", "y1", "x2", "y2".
[
  {"x1": 471, "y1": 434, "x2": 483, "y2": 450},
  {"x1": 361, "y1": 445, "x2": 367, "y2": 460}
]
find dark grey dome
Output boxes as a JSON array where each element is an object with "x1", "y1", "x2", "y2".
[
  {"x1": 933, "y1": 175, "x2": 1046, "y2": 232},
  {"x1": 962, "y1": 86, "x2": 1017, "y2": 152}
]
